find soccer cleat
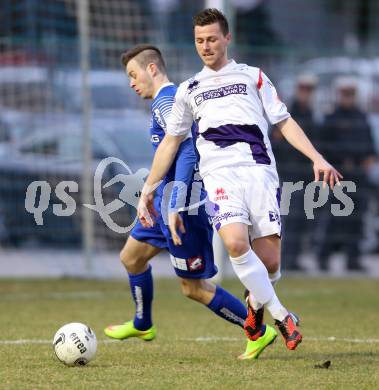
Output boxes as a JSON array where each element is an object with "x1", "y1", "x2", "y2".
[
  {"x1": 275, "y1": 314, "x2": 302, "y2": 350},
  {"x1": 289, "y1": 311, "x2": 300, "y2": 326},
  {"x1": 104, "y1": 320, "x2": 156, "y2": 341},
  {"x1": 238, "y1": 325, "x2": 277, "y2": 360},
  {"x1": 243, "y1": 290, "x2": 265, "y2": 341}
]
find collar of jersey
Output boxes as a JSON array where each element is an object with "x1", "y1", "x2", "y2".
[
  {"x1": 153, "y1": 82, "x2": 175, "y2": 99},
  {"x1": 202, "y1": 59, "x2": 236, "y2": 74}
]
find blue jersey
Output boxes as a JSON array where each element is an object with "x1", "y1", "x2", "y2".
[
  {"x1": 131, "y1": 83, "x2": 216, "y2": 280},
  {"x1": 150, "y1": 83, "x2": 205, "y2": 210}
]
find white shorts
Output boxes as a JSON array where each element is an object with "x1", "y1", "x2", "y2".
[{"x1": 203, "y1": 165, "x2": 281, "y2": 240}]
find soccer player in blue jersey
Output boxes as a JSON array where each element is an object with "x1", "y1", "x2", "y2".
[{"x1": 104, "y1": 44, "x2": 277, "y2": 359}]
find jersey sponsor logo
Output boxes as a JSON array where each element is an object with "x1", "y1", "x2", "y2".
[
  {"x1": 215, "y1": 188, "x2": 225, "y2": 195},
  {"x1": 188, "y1": 256, "x2": 204, "y2": 271},
  {"x1": 170, "y1": 255, "x2": 204, "y2": 272},
  {"x1": 212, "y1": 211, "x2": 244, "y2": 224},
  {"x1": 170, "y1": 255, "x2": 188, "y2": 271},
  {"x1": 153, "y1": 108, "x2": 166, "y2": 129},
  {"x1": 269, "y1": 210, "x2": 280, "y2": 223},
  {"x1": 187, "y1": 78, "x2": 200, "y2": 93},
  {"x1": 151, "y1": 134, "x2": 160, "y2": 143},
  {"x1": 194, "y1": 83, "x2": 247, "y2": 106},
  {"x1": 214, "y1": 187, "x2": 228, "y2": 201},
  {"x1": 219, "y1": 308, "x2": 245, "y2": 326},
  {"x1": 135, "y1": 286, "x2": 144, "y2": 319}
]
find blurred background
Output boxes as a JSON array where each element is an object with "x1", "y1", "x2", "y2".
[{"x1": 0, "y1": 0, "x2": 378, "y2": 278}]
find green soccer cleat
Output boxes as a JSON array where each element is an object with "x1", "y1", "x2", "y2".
[
  {"x1": 104, "y1": 320, "x2": 156, "y2": 341},
  {"x1": 238, "y1": 324, "x2": 277, "y2": 360}
]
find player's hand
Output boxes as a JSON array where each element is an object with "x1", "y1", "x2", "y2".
[
  {"x1": 313, "y1": 155, "x2": 343, "y2": 189},
  {"x1": 137, "y1": 192, "x2": 158, "y2": 228},
  {"x1": 168, "y1": 212, "x2": 186, "y2": 246}
]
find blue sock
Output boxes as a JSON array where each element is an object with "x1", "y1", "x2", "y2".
[
  {"x1": 128, "y1": 265, "x2": 153, "y2": 331},
  {"x1": 207, "y1": 286, "x2": 247, "y2": 328}
]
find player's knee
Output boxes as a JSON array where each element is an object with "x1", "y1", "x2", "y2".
[
  {"x1": 223, "y1": 237, "x2": 250, "y2": 258},
  {"x1": 180, "y1": 279, "x2": 203, "y2": 302},
  {"x1": 120, "y1": 249, "x2": 144, "y2": 274},
  {"x1": 119, "y1": 248, "x2": 132, "y2": 269},
  {"x1": 261, "y1": 255, "x2": 280, "y2": 274},
  {"x1": 180, "y1": 279, "x2": 196, "y2": 299},
  {"x1": 258, "y1": 247, "x2": 280, "y2": 273}
]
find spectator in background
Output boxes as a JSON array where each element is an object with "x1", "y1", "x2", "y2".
[
  {"x1": 234, "y1": 0, "x2": 281, "y2": 47},
  {"x1": 272, "y1": 74, "x2": 319, "y2": 271},
  {"x1": 154, "y1": 0, "x2": 203, "y2": 44},
  {"x1": 315, "y1": 77, "x2": 377, "y2": 271}
]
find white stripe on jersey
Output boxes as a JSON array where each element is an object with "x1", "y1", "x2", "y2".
[
  {"x1": 152, "y1": 96, "x2": 175, "y2": 131},
  {"x1": 166, "y1": 60, "x2": 290, "y2": 177},
  {"x1": 152, "y1": 96, "x2": 175, "y2": 113}
]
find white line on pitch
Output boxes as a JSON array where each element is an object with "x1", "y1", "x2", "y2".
[{"x1": 1, "y1": 336, "x2": 379, "y2": 345}]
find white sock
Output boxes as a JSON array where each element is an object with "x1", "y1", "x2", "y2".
[
  {"x1": 249, "y1": 293, "x2": 263, "y2": 311},
  {"x1": 269, "y1": 269, "x2": 281, "y2": 286},
  {"x1": 266, "y1": 294, "x2": 288, "y2": 322},
  {"x1": 229, "y1": 249, "x2": 274, "y2": 307},
  {"x1": 250, "y1": 269, "x2": 281, "y2": 310},
  {"x1": 267, "y1": 268, "x2": 288, "y2": 320}
]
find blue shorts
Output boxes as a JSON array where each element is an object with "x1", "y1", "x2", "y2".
[{"x1": 131, "y1": 199, "x2": 217, "y2": 279}]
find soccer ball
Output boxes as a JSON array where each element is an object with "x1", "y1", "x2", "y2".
[{"x1": 53, "y1": 322, "x2": 97, "y2": 366}]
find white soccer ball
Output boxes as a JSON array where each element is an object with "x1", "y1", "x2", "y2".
[{"x1": 53, "y1": 322, "x2": 97, "y2": 366}]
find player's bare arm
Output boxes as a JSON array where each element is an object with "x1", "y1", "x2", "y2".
[
  {"x1": 138, "y1": 133, "x2": 185, "y2": 227},
  {"x1": 277, "y1": 117, "x2": 343, "y2": 188}
]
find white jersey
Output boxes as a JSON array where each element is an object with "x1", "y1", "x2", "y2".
[{"x1": 166, "y1": 60, "x2": 290, "y2": 177}]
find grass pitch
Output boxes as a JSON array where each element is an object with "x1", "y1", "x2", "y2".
[{"x1": 0, "y1": 277, "x2": 378, "y2": 389}]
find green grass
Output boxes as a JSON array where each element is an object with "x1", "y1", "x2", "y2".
[{"x1": 0, "y1": 277, "x2": 378, "y2": 389}]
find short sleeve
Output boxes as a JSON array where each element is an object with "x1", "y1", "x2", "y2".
[
  {"x1": 257, "y1": 69, "x2": 290, "y2": 125},
  {"x1": 152, "y1": 95, "x2": 175, "y2": 132},
  {"x1": 166, "y1": 82, "x2": 194, "y2": 137}
]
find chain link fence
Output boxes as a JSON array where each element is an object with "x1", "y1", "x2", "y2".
[{"x1": 0, "y1": 0, "x2": 378, "y2": 275}]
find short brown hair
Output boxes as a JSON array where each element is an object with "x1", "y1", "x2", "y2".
[
  {"x1": 120, "y1": 44, "x2": 166, "y2": 73},
  {"x1": 193, "y1": 8, "x2": 229, "y2": 36}
]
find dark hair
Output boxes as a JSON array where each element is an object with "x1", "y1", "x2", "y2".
[
  {"x1": 120, "y1": 44, "x2": 166, "y2": 72},
  {"x1": 193, "y1": 8, "x2": 229, "y2": 36}
]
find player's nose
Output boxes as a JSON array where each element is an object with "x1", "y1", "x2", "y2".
[{"x1": 202, "y1": 42, "x2": 210, "y2": 51}]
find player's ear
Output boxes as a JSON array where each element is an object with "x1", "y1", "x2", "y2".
[
  {"x1": 146, "y1": 62, "x2": 158, "y2": 77},
  {"x1": 225, "y1": 32, "x2": 231, "y2": 44}
]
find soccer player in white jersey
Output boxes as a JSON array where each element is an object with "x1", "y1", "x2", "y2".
[
  {"x1": 104, "y1": 44, "x2": 281, "y2": 360},
  {"x1": 138, "y1": 9, "x2": 342, "y2": 352}
]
